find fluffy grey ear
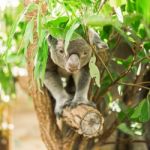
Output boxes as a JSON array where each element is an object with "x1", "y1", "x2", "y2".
[
  {"x1": 88, "y1": 28, "x2": 101, "y2": 45},
  {"x1": 47, "y1": 34, "x2": 57, "y2": 47},
  {"x1": 88, "y1": 29, "x2": 108, "y2": 51}
]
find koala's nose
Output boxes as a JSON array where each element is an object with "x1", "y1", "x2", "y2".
[
  {"x1": 68, "y1": 54, "x2": 80, "y2": 68},
  {"x1": 65, "y1": 54, "x2": 80, "y2": 72}
]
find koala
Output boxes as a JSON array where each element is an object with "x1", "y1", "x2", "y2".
[{"x1": 44, "y1": 29, "x2": 108, "y2": 116}]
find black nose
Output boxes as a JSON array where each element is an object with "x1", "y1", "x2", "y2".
[
  {"x1": 68, "y1": 54, "x2": 80, "y2": 68},
  {"x1": 65, "y1": 54, "x2": 80, "y2": 72},
  {"x1": 68, "y1": 61, "x2": 78, "y2": 69}
]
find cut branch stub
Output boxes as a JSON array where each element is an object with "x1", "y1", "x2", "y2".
[{"x1": 62, "y1": 104, "x2": 104, "y2": 138}]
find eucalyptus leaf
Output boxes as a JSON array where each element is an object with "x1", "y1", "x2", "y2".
[
  {"x1": 7, "y1": 3, "x2": 37, "y2": 48},
  {"x1": 34, "y1": 31, "x2": 48, "y2": 85},
  {"x1": 89, "y1": 56, "x2": 100, "y2": 87},
  {"x1": 130, "y1": 99, "x2": 150, "y2": 122},
  {"x1": 84, "y1": 15, "x2": 120, "y2": 27},
  {"x1": 45, "y1": 16, "x2": 69, "y2": 28},
  {"x1": 139, "y1": 99, "x2": 150, "y2": 122},
  {"x1": 37, "y1": 6, "x2": 42, "y2": 38},
  {"x1": 23, "y1": 19, "x2": 34, "y2": 54},
  {"x1": 118, "y1": 123, "x2": 135, "y2": 136},
  {"x1": 136, "y1": 0, "x2": 150, "y2": 24},
  {"x1": 48, "y1": 27, "x2": 66, "y2": 39},
  {"x1": 109, "y1": 0, "x2": 126, "y2": 7},
  {"x1": 64, "y1": 22, "x2": 80, "y2": 54}
]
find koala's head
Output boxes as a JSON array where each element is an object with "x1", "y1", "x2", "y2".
[
  {"x1": 47, "y1": 35, "x2": 92, "y2": 73},
  {"x1": 47, "y1": 29, "x2": 108, "y2": 73}
]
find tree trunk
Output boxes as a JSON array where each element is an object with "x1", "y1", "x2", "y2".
[
  {"x1": 0, "y1": 131, "x2": 9, "y2": 150},
  {"x1": 0, "y1": 105, "x2": 12, "y2": 150},
  {"x1": 0, "y1": 129, "x2": 11, "y2": 150}
]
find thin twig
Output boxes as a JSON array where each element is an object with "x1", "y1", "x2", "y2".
[
  {"x1": 99, "y1": 56, "x2": 136, "y2": 97},
  {"x1": 135, "y1": 81, "x2": 150, "y2": 85},
  {"x1": 94, "y1": 49, "x2": 114, "y2": 81},
  {"x1": 118, "y1": 82, "x2": 150, "y2": 90},
  {"x1": 134, "y1": 55, "x2": 150, "y2": 65}
]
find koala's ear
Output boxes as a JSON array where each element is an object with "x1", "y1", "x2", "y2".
[
  {"x1": 88, "y1": 28, "x2": 101, "y2": 45},
  {"x1": 88, "y1": 29, "x2": 109, "y2": 51},
  {"x1": 47, "y1": 34, "x2": 57, "y2": 47}
]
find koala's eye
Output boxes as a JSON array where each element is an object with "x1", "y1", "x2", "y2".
[
  {"x1": 83, "y1": 51, "x2": 88, "y2": 55},
  {"x1": 58, "y1": 49, "x2": 64, "y2": 54},
  {"x1": 81, "y1": 51, "x2": 88, "y2": 58}
]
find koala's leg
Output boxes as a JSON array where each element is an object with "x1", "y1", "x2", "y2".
[
  {"x1": 72, "y1": 65, "x2": 95, "y2": 107},
  {"x1": 44, "y1": 71, "x2": 71, "y2": 116}
]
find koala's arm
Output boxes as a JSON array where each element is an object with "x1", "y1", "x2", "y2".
[
  {"x1": 44, "y1": 54, "x2": 70, "y2": 115},
  {"x1": 73, "y1": 65, "x2": 91, "y2": 103}
]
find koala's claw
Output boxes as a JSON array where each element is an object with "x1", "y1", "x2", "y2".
[
  {"x1": 87, "y1": 101, "x2": 96, "y2": 108},
  {"x1": 63, "y1": 100, "x2": 72, "y2": 107},
  {"x1": 70, "y1": 99, "x2": 96, "y2": 108},
  {"x1": 54, "y1": 106, "x2": 63, "y2": 118},
  {"x1": 54, "y1": 99, "x2": 72, "y2": 118}
]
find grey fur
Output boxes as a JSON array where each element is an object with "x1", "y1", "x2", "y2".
[{"x1": 44, "y1": 30, "x2": 108, "y2": 116}]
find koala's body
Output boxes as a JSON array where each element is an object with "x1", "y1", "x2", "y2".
[{"x1": 44, "y1": 29, "x2": 108, "y2": 116}]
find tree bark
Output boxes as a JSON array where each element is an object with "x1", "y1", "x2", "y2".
[
  {"x1": 0, "y1": 131, "x2": 9, "y2": 150},
  {"x1": 63, "y1": 105, "x2": 104, "y2": 137},
  {"x1": 0, "y1": 105, "x2": 12, "y2": 150}
]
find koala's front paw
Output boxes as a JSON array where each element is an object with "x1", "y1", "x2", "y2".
[
  {"x1": 70, "y1": 97, "x2": 96, "y2": 108},
  {"x1": 54, "y1": 98, "x2": 71, "y2": 118},
  {"x1": 54, "y1": 104, "x2": 63, "y2": 118}
]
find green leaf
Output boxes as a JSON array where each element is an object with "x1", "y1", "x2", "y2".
[
  {"x1": 48, "y1": 27, "x2": 66, "y2": 39},
  {"x1": 84, "y1": 15, "x2": 120, "y2": 27},
  {"x1": 140, "y1": 99, "x2": 150, "y2": 122},
  {"x1": 64, "y1": 22, "x2": 80, "y2": 54},
  {"x1": 115, "y1": 56, "x2": 133, "y2": 68},
  {"x1": 45, "y1": 16, "x2": 69, "y2": 28},
  {"x1": 130, "y1": 103, "x2": 142, "y2": 119},
  {"x1": 136, "y1": 0, "x2": 150, "y2": 24},
  {"x1": 118, "y1": 123, "x2": 134, "y2": 136},
  {"x1": 126, "y1": 0, "x2": 135, "y2": 13},
  {"x1": 89, "y1": 56, "x2": 100, "y2": 87},
  {"x1": 37, "y1": 6, "x2": 42, "y2": 38},
  {"x1": 7, "y1": 3, "x2": 37, "y2": 48},
  {"x1": 34, "y1": 31, "x2": 48, "y2": 85},
  {"x1": 109, "y1": 0, "x2": 126, "y2": 7},
  {"x1": 23, "y1": 19, "x2": 34, "y2": 54},
  {"x1": 81, "y1": 0, "x2": 92, "y2": 5},
  {"x1": 38, "y1": 30, "x2": 46, "y2": 48},
  {"x1": 130, "y1": 99, "x2": 150, "y2": 122}
]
